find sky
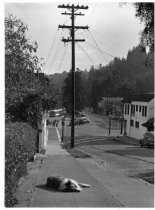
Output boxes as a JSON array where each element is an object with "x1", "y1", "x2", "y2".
[{"x1": 4, "y1": 1, "x2": 145, "y2": 75}]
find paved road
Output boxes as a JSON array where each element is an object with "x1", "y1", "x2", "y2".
[
  {"x1": 57, "y1": 110, "x2": 154, "y2": 185},
  {"x1": 46, "y1": 111, "x2": 154, "y2": 207}
]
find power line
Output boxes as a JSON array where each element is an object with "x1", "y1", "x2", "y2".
[
  {"x1": 46, "y1": 39, "x2": 63, "y2": 75},
  {"x1": 82, "y1": 30, "x2": 106, "y2": 63},
  {"x1": 87, "y1": 3, "x2": 97, "y2": 25},
  {"x1": 77, "y1": 42, "x2": 97, "y2": 66},
  {"x1": 86, "y1": 40, "x2": 116, "y2": 59},
  {"x1": 87, "y1": 30, "x2": 109, "y2": 64},
  {"x1": 56, "y1": 42, "x2": 69, "y2": 72},
  {"x1": 46, "y1": 23, "x2": 66, "y2": 75},
  {"x1": 91, "y1": 28, "x2": 127, "y2": 53},
  {"x1": 42, "y1": 29, "x2": 59, "y2": 73},
  {"x1": 77, "y1": 29, "x2": 116, "y2": 66}
]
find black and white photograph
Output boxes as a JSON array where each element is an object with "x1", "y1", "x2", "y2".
[{"x1": 4, "y1": 0, "x2": 154, "y2": 208}]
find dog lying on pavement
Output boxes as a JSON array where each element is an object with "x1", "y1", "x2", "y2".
[{"x1": 46, "y1": 175, "x2": 91, "y2": 192}]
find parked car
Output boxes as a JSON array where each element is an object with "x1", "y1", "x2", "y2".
[
  {"x1": 68, "y1": 117, "x2": 90, "y2": 126},
  {"x1": 75, "y1": 118, "x2": 84, "y2": 125},
  {"x1": 68, "y1": 118, "x2": 83, "y2": 126},
  {"x1": 140, "y1": 131, "x2": 154, "y2": 148},
  {"x1": 117, "y1": 115, "x2": 124, "y2": 122},
  {"x1": 75, "y1": 111, "x2": 86, "y2": 117},
  {"x1": 80, "y1": 117, "x2": 90, "y2": 124},
  {"x1": 109, "y1": 114, "x2": 115, "y2": 120},
  {"x1": 109, "y1": 113, "x2": 123, "y2": 121}
]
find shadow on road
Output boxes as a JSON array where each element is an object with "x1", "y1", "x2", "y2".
[
  {"x1": 35, "y1": 184, "x2": 67, "y2": 193},
  {"x1": 105, "y1": 147, "x2": 154, "y2": 158},
  {"x1": 63, "y1": 135, "x2": 131, "y2": 147},
  {"x1": 35, "y1": 184, "x2": 58, "y2": 192},
  {"x1": 133, "y1": 171, "x2": 154, "y2": 184}
]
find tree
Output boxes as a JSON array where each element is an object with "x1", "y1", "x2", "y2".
[
  {"x1": 134, "y1": 3, "x2": 154, "y2": 52},
  {"x1": 5, "y1": 14, "x2": 60, "y2": 128},
  {"x1": 83, "y1": 45, "x2": 154, "y2": 107},
  {"x1": 84, "y1": 65, "x2": 96, "y2": 107},
  {"x1": 90, "y1": 80, "x2": 102, "y2": 112},
  {"x1": 62, "y1": 69, "x2": 86, "y2": 113},
  {"x1": 5, "y1": 14, "x2": 42, "y2": 106}
]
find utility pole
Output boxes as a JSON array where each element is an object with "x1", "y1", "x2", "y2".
[
  {"x1": 120, "y1": 86, "x2": 126, "y2": 135},
  {"x1": 109, "y1": 115, "x2": 111, "y2": 135},
  {"x1": 58, "y1": 4, "x2": 89, "y2": 148}
]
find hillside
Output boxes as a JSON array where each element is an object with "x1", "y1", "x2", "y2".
[
  {"x1": 47, "y1": 45, "x2": 154, "y2": 108},
  {"x1": 47, "y1": 71, "x2": 68, "y2": 91}
]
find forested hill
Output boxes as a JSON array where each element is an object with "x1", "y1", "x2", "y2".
[
  {"x1": 47, "y1": 45, "x2": 154, "y2": 105},
  {"x1": 84, "y1": 45, "x2": 154, "y2": 107},
  {"x1": 47, "y1": 71, "x2": 68, "y2": 91}
]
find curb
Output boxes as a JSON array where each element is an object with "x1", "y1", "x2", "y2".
[{"x1": 112, "y1": 136, "x2": 140, "y2": 146}]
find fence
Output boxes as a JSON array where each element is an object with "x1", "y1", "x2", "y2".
[{"x1": 38, "y1": 111, "x2": 48, "y2": 152}]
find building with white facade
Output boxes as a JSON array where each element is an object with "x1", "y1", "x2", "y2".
[{"x1": 123, "y1": 94, "x2": 154, "y2": 139}]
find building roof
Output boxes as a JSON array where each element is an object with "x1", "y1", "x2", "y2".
[
  {"x1": 124, "y1": 94, "x2": 154, "y2": 103},
  {"x1": 102, "y1": 97, "x2": 123, "y2": 102},
  {"x1": 142, "y1": 118, "x2": 154, "y2": 128}
]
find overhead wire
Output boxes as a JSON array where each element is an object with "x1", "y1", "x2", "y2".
[
  {"x1": 87, "y1": 2, "x2": 97, "y2": 25},
  {"x1": 53, "y1": 13, "x2": 71, "y2": 73},
  {"x1": 77, "y1": 42, "x2": 97, "y2": 67},
  {"x1": 85, "y1": 40, "x2": 115, "y2": 59},
  {"x1": 46, "y1": 17, "x2": 70, "y2": 75},
  {"x1": 82, "y1": 30, "x2": 108, "y2": 63},
  {"x1": 42, "y1": 29, "x2": 59, "y2": 73},
  {"x1": 46, "y1": 38, "x2": 63, "y2": 75},
  {"x1": 56, "y1": 42, "x2": 69, "y2": 72},
  {"x1": 87, "y1": 30, "x2": 109, "y2": 64},
  {"x1": 91, "y1": 28, "x2": 127, "y2": 53}
]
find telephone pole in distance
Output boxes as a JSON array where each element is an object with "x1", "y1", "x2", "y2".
[{"x1": 58, "y1": 4, "x2": 89, "y2": 148}]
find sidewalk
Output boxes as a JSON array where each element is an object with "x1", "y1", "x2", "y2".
[
  {"x1": 15, "y1": 127, "x2": 154, "y2": 207},
  {"x1": 28, "y1": 127, "x2": 123, "y2": 207}
]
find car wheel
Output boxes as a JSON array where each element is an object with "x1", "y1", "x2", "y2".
[{"x1": 149, "y1": 145, "x2": 153, "y2": 149}]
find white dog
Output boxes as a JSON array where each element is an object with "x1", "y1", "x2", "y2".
[{"x1": 46, "y1": 175, "x2": 91, "y2": 192}]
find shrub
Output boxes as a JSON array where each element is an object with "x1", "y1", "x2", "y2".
[{"x1": 5, "y1": 122, "x2": 37, "y2": 207}]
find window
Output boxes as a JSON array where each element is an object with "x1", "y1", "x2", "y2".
[
  {"x1": 127, "y1": 104, "x2": 129, "y2": 115},
  {"x1": 124, "y1": 104, "x2": 127, "y2": 114},
  {"x1": 136, "y1": 105, "x2": 138, "y2": 111},
  {"x1": 142, "y1": 106, "x2": 147, "y2": 117},
  {"x1": 135, "y1": 121, "x2": 139, "y2": 128},
  {"x1": 124, "y1": 104, "x2": 129, "y2": 115},
  {"x1": 130, "y1": 120, "x2": 134, "y2": 126},
  {"x1": 139, "y1": 105, "x2": 141, "y2": 112},
  {"x1": 131, "y1": 105, "x2": 135, "y2": 115},
  {"x1": 142, "y1": 106, "x2": 144, "y2": 116},
  {"x1": 144, "y1": 106, "x2": 147, "y2": 117}
]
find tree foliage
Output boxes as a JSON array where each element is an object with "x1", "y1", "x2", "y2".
[
  {"x1": 62, "y1": 69, "x2": 86, "y2": 113},
  {"x1": 48, "y1": 45, "x2": 153, "y2": 112},
  {"x1": 5, "y1": 14, "x2": 42, "y2": 105},
  {"x1": 83, "y1": 45, "x2": 154, "y2": 110},
  {"x1": 5, "y1": 14, "x2": 60, "y2": 128},
  {"x1": 5, "y1": 122, "x2": 37, "y2": 207},
  {"x1": 134, "y1": 3, "x2": 154, "y2": 52}
]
